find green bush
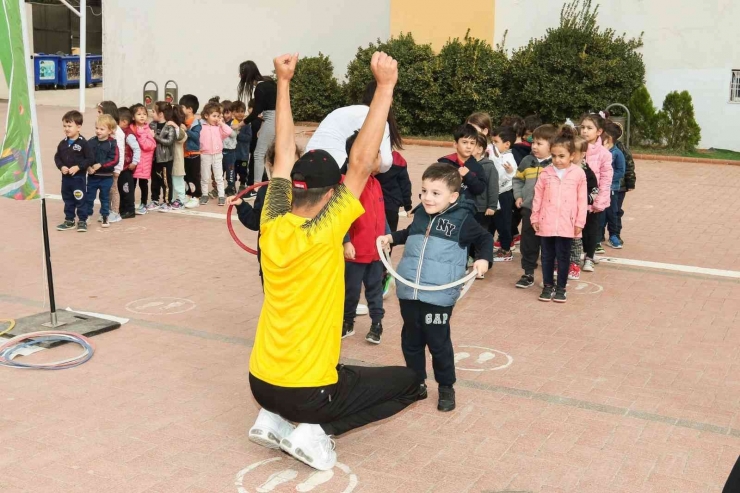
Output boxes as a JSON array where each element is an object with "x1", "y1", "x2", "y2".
[
  {"x1": 656, "y1": 90, "x2": 701, "y2": 151},
  {"x1": 344, "y1": 33, "x2": 438, "y2": 135},
  {"x1": 628, "y1": 85, "x2": 659, "y2": 145},
  {"x1": 431, "y1": 32, "x2": 509, "y2": 134},
  {"x1": 290, "y1": 53, "x2": 345, "y2": 122},
  {"x1": 505, "y1": 0, "x2": 645, "y2": 123}
]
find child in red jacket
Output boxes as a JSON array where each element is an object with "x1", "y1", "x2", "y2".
[{"x1": 341, "y1": 131, "x2": 391, "y2": 345}]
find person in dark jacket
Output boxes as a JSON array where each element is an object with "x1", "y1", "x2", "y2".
[
  {"x1": 55, "y1": 110, "x2": 94, "y2": 232},
  {"x1": 612, "y1": 125, "x2": 635, "y2": 245},
  {"x1": 232, "y1": 100, "x2": 253, "y2": 194},
  {"x1": 438, "y1": 124, "x2": 487, "y2": 202},
  {"x1": 379, "y1": 163, "x2": 493, "y2": 413},
  {"x1": 86, "y1": 114, "x2": 120, "y2": 228}
]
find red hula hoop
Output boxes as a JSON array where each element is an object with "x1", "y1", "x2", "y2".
[{"x1": 226, "y1": 181, "x2": 270, "y2": 255}]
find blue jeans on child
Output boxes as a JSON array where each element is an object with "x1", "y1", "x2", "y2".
[
  {"x1": 604, "y1": 190, "x2": 621, "y2": 237},
  {"x1": 541, "y1": 236, "x2": 573, "y2": 289},
  {"x1": 86, "y1": 176, "x2": 113, "y2": 218}
]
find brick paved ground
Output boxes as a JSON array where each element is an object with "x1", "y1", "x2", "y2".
[{"x1": 1, "y1": 103, "x2": 739, "y2": 492}]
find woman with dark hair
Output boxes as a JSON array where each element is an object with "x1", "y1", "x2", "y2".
[
  {"x1": 306, "y1": 80, "x2": 402, "y2": 172},
  {"x1": 237, "y1": 61, "x2": 276, "y2": 194}
]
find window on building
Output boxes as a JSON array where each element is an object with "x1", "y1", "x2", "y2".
[{"x1": 732, "y1": 70, "x2": 740, "y2": 103}]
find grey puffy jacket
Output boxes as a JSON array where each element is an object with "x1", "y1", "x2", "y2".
[
  {"x1": 391, "y1": 198, "x2": 494, "y2": 307},
  {"x1": 150, "y1": 122, "x2": 176, "y2": 163}
]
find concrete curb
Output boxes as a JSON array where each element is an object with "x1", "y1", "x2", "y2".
[{"x1": 296, "y1": 124, "x2": 738, "y2": 166}]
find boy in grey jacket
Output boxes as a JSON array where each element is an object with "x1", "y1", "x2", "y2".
[
  {"x1": 379, "y1": 163, "x2": 493, "y2": 413},
  {"x1": 150, "y1": 102, "x2": 177, "y2": 210}
]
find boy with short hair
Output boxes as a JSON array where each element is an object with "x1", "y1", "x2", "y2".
[
  {"x1": 86, "y1": 114, "x2": 120, "y2": 228},
  {"x1": 512, "y1": 124, "x2": 557, "y2": 288},
  {"x1": 179, "y1": 94, "x2": 202, "y2": 208},
  {"x1": 380, "y1": 163, "x2": 493, "y2": 412},
  {"x1": 438, "y1": 123, "x2": 487, "y2": 202},
  {"x1": 55, "y1": 111, "x2": 94, "y2": 232},
  {"x1": 341, "y1": 131, "x2": 390, "y2": 344},
  {"x1": 491, "y1": 126, "x2": 518, "y2": 261}
]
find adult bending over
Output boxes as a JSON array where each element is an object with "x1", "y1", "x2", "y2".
[
  {"x1": 247, "y1": 52, "x2": 418, "y2": 471},
  {"x1": 238, "y1": 60, "x2": 276, "y2": 188},
  {"x1": 305, "y1": 81, "x2": 403, "y2": 171}
]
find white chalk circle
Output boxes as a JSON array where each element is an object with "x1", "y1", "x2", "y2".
[
  {"x1": 125, "y1": 297, "x2": 196, "y2": 315},
  {"x1": 235, "y1": 457, "x2": 358, "y2": 493},
  {"x1": 454, "y1": 345, "x2": 513, "y2": 372},
  {"x1": 96, "y1": 225, "x2": 148, "y2": 234},
  {"x1": 569, "y1": 280, "x2": 604, "y2": 295}
]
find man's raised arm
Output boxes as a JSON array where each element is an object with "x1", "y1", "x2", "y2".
[
  {"x1": 344, "y1": 52, "x2": 398, "y2": 198},
  {"x1": 271, "y1": 53, "x2": 299, "y2": 181}
]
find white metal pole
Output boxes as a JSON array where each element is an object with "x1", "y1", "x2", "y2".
[{"x1": 79, "y1": 0, "x2": 85, "y2": 112}]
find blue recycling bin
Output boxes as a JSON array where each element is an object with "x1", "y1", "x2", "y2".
[
  {"x1": 58, "y1": 55, "x2": 80, "y2": 88},
  {"x1": 86, "y1": 55, "x2": 103, "y2": 85},
  {"x1": 33, "y1": 54, "x2": 60, "y2": 87}
]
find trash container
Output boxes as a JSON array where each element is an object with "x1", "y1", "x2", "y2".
[
  {"x1": 58, "y1": 55, "x2": 81, "y2": 88},
  {"x1": 33, "y1": 54, "x2": 61, "y2": 88},
  {"x1": 86, "y1": 55, "x2": 103, "y2": 85}
]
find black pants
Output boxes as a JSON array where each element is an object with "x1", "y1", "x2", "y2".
[
  {"x1": 118, "y1": 169, "x2": 135, "y2": 215},
  {"x1": 344, "y1": 261, "x2": 384, "y2": 324},
  {"x1": 493, "y1": 190, "x2": 514, "y2": 250},
  {"x1": 399, "y1": 299, "x2": 456, "y2": 387},
  {"x1": 151, "y1": 161, "x2": 173, "y2": 204},
  {"x1": 236, "y1": 159, "x2": 249, "y2": 187},
  {"x1": 249, "y1": 366, "x2": 418, "y2": 436},
  {"x1": 386, "y1": 208, "x2": 400, "y2": 233},
  {"x1": 583, "y1": 211, "x2": 602, "y2": 259},
  {"x1": 512, "y1": 206, "x2": 522, "y2": 237},
  {"x1": 520, "y1": 208, "x2": 541, "y2": 275},
  {"x1": 136, "y1": 178, "x2": 149, "y2": 205},
  {"x1": 184, "y1": 156, "x2": 201, "y2": 198},
  {"x1": 541, "y1": 236, "x2": 573, "y2": 289}
]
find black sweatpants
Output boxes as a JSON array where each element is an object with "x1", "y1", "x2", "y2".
[
  {"x1": 520, "y1": 208, "x2": 541, "y2": 275},
  {"x1": 541, "y1": 236, "x2": 573, "y2": 289},
  {"x1": 493, "y1": 189, "x2": 514, "y2": 250},
  {"x1": 184, "y1": 156, "x2": 201, "y2": 198},
  {"x1": 344, "y1": 260, "x2": 384, "y2": 324},
  {"x1": 118, "y1": 169, "x2": 135, "y2": 216},
  {"x1": 399, "y1": 299, "x2": 456, "y2": 387},
  {"x1": 136, "y1": 178, "x2": 149, "y2": 205},
  {"x1": 236, "y1": 159, "x2": 249, "y2": 187},
  {"x1": 249, "y1": 365, "x2": 418, "y2": 436},
  {"x1": 582, "y1": 211, "x2": 602, "y2": 259},
  {"x1": 151, "y1": 161, "x2": 173, "y2": 204},
  {"x1": 386, "y1": 208, "x2": 400, "y2": 233},
  {"x1": 512, "y1": 206, "x2": 522, "y2": 237}
]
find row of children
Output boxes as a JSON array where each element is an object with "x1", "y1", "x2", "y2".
[{"x1": 56, "y1": 96, "x2": 263, "y2": 231}]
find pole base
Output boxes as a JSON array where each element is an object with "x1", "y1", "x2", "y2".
[{"x1": 3, "y1": 310, "x2": 120, "y2": 348}]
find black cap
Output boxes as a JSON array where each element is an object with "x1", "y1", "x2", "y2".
[{"x1": 290, "y1": 149, "x2": 342, "y2": 189}]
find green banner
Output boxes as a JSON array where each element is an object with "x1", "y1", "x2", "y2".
[{"x1": 0, "y1": 0, "x2": 40, "y2": 200}]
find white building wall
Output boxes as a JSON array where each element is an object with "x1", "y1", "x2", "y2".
[
  {"x1": 102, "y1": 0, "x2": 390, "y2": 108},
  {"x1": 495, "y1": 0, "x2": 740, "y2": 151}
]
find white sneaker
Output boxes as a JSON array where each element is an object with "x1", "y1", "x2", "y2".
[
  {"x1": 184, "y1": 197, "x2": 200, "y2": 209},
  {"x1": 280, "y1": 423, "x2": 336, "y2": 471},
  {"x1": 109, "y1": 212, "x2": 122, "y2": 223},
  {"x1": 583, "y1": 259, "x2": 595, "y2": 272},
  {"x1": 248, "y1": 409, "x2": 295, "y2": 450},
  {"x1": 356, "y1": 304, "x2": 368, "y2": 316}
]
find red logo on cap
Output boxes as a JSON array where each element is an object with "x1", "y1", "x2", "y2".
[{"x1": 293, "y1": 180, "x2": 307, "y2": 189}]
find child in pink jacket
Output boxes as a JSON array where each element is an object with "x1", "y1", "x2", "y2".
[
  {"x1": 199, "y1": 102, "x2": 237, "y2": 206},
  {"x1": 531, "y1": 127, "x2": 587, "y2": 303},
  {"x1": 580, "y1": 112, "x2": 613, "y2": 257},
  {"x1": 130, "y1": 104, "x2": 157, "y2": 215}
]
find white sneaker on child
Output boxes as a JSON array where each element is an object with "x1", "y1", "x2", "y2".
[
  {"x1": 248, "y1": 409, "x2": 295, "y2": 450},
  {"x1": 280, "y1": 423, "x2": 337, "y2": 471},
  {"x1": 184, "y1": 197, "x2": 200, "y2": 209}
]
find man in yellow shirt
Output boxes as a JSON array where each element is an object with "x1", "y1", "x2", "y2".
[{"x1": 247, "y1": 52, "x2": 418, "y2": 471}]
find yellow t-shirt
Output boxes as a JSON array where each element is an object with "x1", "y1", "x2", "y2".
[{"x1": 249, "y1": 178, "x2": 364, "y2": 387}]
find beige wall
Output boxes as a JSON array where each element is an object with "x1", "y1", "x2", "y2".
[
  {"x1": 102, "y1": 0, "x2": 391, "y2": 107},
  {"x1": 390, "y1": 0, "x2": 494, "y2": 50}
]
